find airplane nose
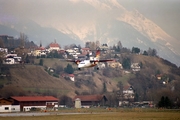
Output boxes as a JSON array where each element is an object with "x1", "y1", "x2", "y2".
[{"x1": 78, "y1": 64, "x2": 83, "y2": 68}]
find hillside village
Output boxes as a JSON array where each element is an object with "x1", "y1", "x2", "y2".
[{"x1": 0, "y1": 34, "x2": 180, "y2": 112}]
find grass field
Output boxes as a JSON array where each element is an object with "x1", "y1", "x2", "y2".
[
  {"x1": 1, "y1": 108, "x2": 180, "y2": 120},
  {"x1": 113, "y1": 74, "x2": 135, "y2": 85}
]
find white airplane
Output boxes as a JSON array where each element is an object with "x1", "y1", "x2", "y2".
[{"x1": 66, "y1": 50, "x2": 113, "y2": 70}]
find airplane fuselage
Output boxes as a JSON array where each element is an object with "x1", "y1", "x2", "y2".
[
  {"x1": 78, "y1": 60, "x2": 97, "y2": 68},
  {"x1": 66, "y1": 50, "x2": 113, "y2": 70}
]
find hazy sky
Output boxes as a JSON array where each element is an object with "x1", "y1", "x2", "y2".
[{"x1": 0, "y1": 0, "x2": 180, "y2": 40}]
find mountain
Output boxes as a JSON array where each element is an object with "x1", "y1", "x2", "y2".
[
  {"x1": 0, "y1": 18, "x2": 82, "y2": 47},
  {"x1": 55, "y1": 1, "x2": 180, "y2": 66},
  {"x1": 0, "y1": 0, "x2": 180, "y2": 66}
]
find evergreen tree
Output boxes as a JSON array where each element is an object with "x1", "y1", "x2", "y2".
[
  {"x1": 158, "y1": 96, "x2": 165, "y2": 108},
  {"x1": 165, "y1": 96, "x2": 172, "y2": 108},
  {"x1": 158, "y1": 96, "x2": 172, "y2": 108},
  {"x1": 39, "y1": 59, "x2": 43, "y2": 66},
  {"x1": 122, "y1": 58, "x2": 131, "y2": 69},
  {"x1": 59, "y1": 95, "x2": 73, "y2": 107},
  {"x1": 139, "y1": 62, "x2": 143, "y2": 68},
  {"x1": 117, "y1": 41, "x2": 123, "y2": 49},
  {"x1": 147, "y1": 48, "x2": 157, "y2": 56},
  {"x1": 117, "y1": 81, "x2": 123, "y2": 91},
  {"x1": 132, "y1": 47, "x2": 140, "y2": 54},
  {"x1": 53, "y1": 50, "x2": 59, "y2": 58},
  {"x1": 64, "y1": 64, "x2": 74, "y2": 74},
  {"x1": 0, "y1": 38, "x2": 5, "y2": 47},
  {"x1": 152, "y1": 49, "x2": 157, "y2": 56},
  {"x1": 116, "y1": 46, "x2": 120, "y2": 52},
  {"x1": 143, "y1": 51, "x2": 148, "y2": 56},
  {"x1": 25, "y1": 54, "x2": 30, "y2": 63},
  {"x1": 102, "y1": 82, "x2": 107, "y2": 93}
]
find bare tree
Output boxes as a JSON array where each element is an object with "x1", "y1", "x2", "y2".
[
  {"x1": 19, "y1": 33, "x2": 28, "y2": 48},
  {"x1": 117, "y1": 41, "x2": 123, "y2": 49},
  {"x1": 0, "y1": 38, "x2": 4, "y2": 48},
  {"x1": 0, "y1": 38, "x2": 5, "y2": 65}
]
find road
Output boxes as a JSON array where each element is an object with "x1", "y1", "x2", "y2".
[{"x1": 0, "y1": 112, "x2": 90, "y2": 117}]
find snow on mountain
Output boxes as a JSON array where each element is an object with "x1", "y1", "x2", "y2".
[
  {"x1": 116, "y1": 8, "x2": 180, "y2": 64},
  {"x1": 58, "y1": 0, "x2": 180, "y2": 66}
]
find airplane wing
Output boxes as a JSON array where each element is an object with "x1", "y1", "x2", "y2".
[
  {"x1": 66, "y1": 59, "x2": 81, "y2": 65},
  {"x1": 90, "y1": 59, "x2": 114, "y2": 62},
  {"x1": 98, "y1": 59, "x2": 114, "y2": 62}
]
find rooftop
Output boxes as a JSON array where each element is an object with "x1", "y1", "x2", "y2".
[
  {"x1": 49, "y1": 42, "x2": 60, "y2": 48},
  {"x1": 73, "y1": 95, "x2": 107, "y2": 102},
  {"x1": 11, "y1": 96, "x2": 58, "y2": 102}
]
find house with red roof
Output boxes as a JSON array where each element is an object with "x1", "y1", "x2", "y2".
[
  {"x1": 10, "y1": 96, "x2": 59, "y2": 111},
  {"x1": 47, "y1": 42, "x2": 61, "y2": 51},
  {"x1": 156, "y1": 74, "x2": 163, "y2": 80},
  {"x1": 81, "y1": 48, "x2": 90, "y2": 55},
  {"x1": 73, "y1": 95, "x2": 108, "y2": 108},
  {"x1": 62, "y1": 73, "x2": 75, "y2": 81}
]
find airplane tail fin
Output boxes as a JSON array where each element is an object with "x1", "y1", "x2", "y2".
[{"x1": 95, "y1": 50, "x2": 100, "y2": 59}]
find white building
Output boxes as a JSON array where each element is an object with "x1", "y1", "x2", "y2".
[
  {"x1": 123, "y1": 86, "x2": 134, "y2": 100},
  {"x1": 0, "y1": 105, "x2": 20, "y2": 112},
  {"x1": 3, "y1": 57, "x2": 22, "y2": 64},
  {"x1": 0, "y1": 48, "x2": 8, "y2": 53},
  {"x1": 118, "y1": 86, "x2": 135, "y2": 107},
  {"x1": 131, "y1": 63, "x2": 141, "y2": 71}
]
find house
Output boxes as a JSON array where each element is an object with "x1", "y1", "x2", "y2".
[
  {"x1": 108, "y1": 62, "x2": 123, "y2": 69},
  {"x1": 0, "y1": 47, "x2": 8, "y2": 53},
  {"x1": 10, "y1": 96, "x2": 59, "y2": 111},
  {"x1": 4, "y1": 57, "x2": 22, "y2": 64},
  {"x1": 3, "y1": 54, "x2": 22, "y2": 64},
  {"x1": 58, "y1": 49, "x2": 66, "y2": 54},
  {"x1": 118, "y1": 86, "x2": 135, "y2": 106},
  {"x1": 77, "y1": 54, "x2": 87, "y2": 60},
  {"x1": 131, "y1": 63, "x2": 140, "y2": 72},
  {"x1": 123, "y1": 86, "x2": 134, "y2": 99},
  {"x1": 47, "y1": 42, "x2": 61, "y2": 51},
  {"x1": 69, "y1": 74, "x2": 75, "y2": 81},
  {"x1": 4, "y1": 58, "x2": 15, "y2": 64},
  {"x1": 0, "y1": 98, "x2": 12, "y2": 105},
  {"x1": 81, "y1": 48, "x2": 90, "y2": 55},
  {"x1": 32, "y1": 46, "x2": 47, "y2": 57},
  {"x1": 62, "y1": 74, "x2": 75, "y2": 81},
  {"x1": 156, "y1": 74, "x2": 162, "y2": 80},
  {"x1": 98, "y1": 63, "x2": 106, "y2": 69},
  {"x1": 65, "y1": 48, "x2": 81, "y2": 59},
  {"x1": 100, "y1": 44, "x2": 109, "y2": 51},
  {"x1": 0, "y1": 35, "x2": 14, "y2": 42},
  {"x1": 73, "y1": 95, "x2": 108, "y2": 108},
  {"x1": 0, "y1": 98, "x2": 20, "y2": 112},
  {"x1": 6, "y1": 54, "x2": 17, "y2": 58}
]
